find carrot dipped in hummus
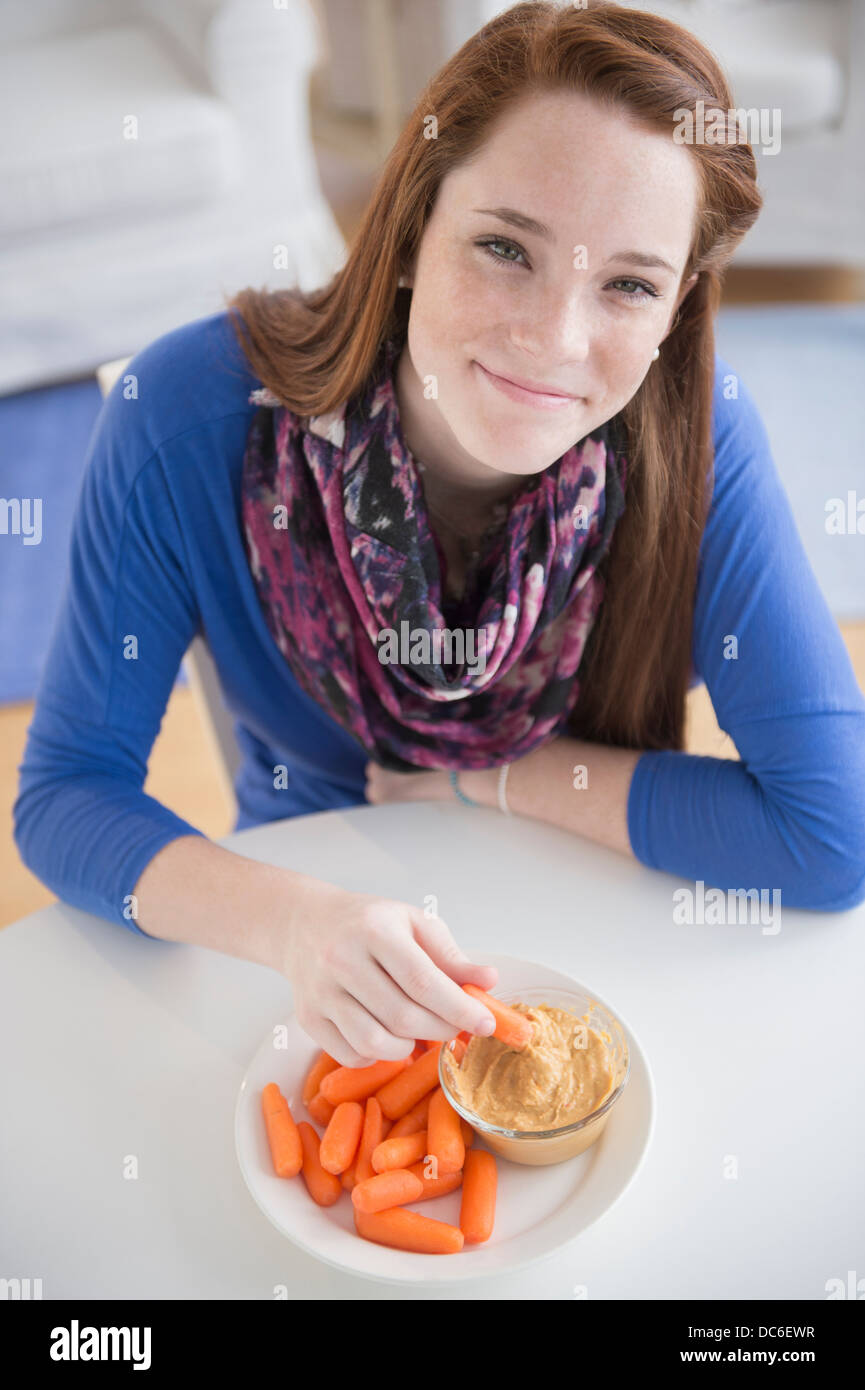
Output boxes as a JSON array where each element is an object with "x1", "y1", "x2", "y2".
[{"x1": 461, "y1": 985, "x2": 535, "y2": 1050}]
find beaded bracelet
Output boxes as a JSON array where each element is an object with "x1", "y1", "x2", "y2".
[
  {"x1": 448, "y1": 768, "x2": 480, "y2": 807},
  {"x1": 497, "y1": 762, "x2": 512, "y2": 816},
  {"x1": 448, "y1": 766, "x2": 512, "y2": 812}
]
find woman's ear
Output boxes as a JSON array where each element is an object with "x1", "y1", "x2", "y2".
[
  {"x1": 397, "y1": 257, "x2": 416, "y2": 290},
  {"x1": 676, "y1": 271, "x2": 699, "y2": 311},
  {"x1": 661, "y1": 271, "x2": 698, "y2": 342}
]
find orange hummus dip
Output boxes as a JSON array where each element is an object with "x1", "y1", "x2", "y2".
[{"x1": 443, "y1": 1001, "x2": 615, "y2": 1132}]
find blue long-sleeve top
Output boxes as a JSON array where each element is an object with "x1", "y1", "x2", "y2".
[{"x1": 13, "y1": 310, "x2": 865, "y2": 928}]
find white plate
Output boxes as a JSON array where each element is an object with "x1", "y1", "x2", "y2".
[{"x1": 235, "y1": 953, "x2": 654, "y2": 1285}]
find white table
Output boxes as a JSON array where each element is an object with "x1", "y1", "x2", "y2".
[{"x1": 2, "y1": 802, "x2": 862, "y2": 1299}]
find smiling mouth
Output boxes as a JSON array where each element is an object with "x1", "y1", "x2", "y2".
[{"x1": 474, "y1": 360, "x2": 581, "y2": 411}]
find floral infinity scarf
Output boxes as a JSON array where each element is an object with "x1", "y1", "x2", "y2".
[{"x1": 240, "y1": 332, "x2": 628, "y2": 771}]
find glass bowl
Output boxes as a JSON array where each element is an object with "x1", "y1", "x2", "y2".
[{"x1": 439, "y1": 984, "x2": 630, "y2": 1166}]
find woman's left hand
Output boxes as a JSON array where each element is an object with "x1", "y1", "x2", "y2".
[{"x1": 364, "y1": 760, "x2": 454, "y2": 805}]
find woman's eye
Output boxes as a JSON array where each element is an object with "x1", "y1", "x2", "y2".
[
  {"x1": 608, "y1": 278, "x2": 659, "y2": 303},
  {"x1": 476, "y1": 241, "x2": 659, "y2": 303},
  {"x1": 476, "y1": 237, "x2": 528, "y2": 269}
]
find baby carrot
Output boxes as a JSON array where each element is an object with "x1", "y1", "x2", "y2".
[
  {"x1": 387, "y1": 1090, "x2": 434, "y2": 1137},
  {"x1": 346, "y1": 1102, "x2": 391, "y2": 1188},
  {"x1": 297, "y1": 1121, "x2": 343, "y2": 1206},
  {"x1": 411, "y1": 1093, "x2": 433, "y2": 1125},
  {"x1": 320, "y1": 1057, "x2": 410, "y2": 1105},
  {"x1": 261, "y1": 1084, "x2": 303, "y2": 1179},
  {"x1": 307, "y1": 1091, "x2": 335, "y2": 1127},
  {"x1": 462, "y1": 985, "x2": 534, "y2": 1050},
  {"x1": 407, "y1": 1160, "x2": 463, "y2": 1201},
  {"x1": 319, "y1": 1100, "x2": 365, "y2": 1175},
  {"x1": 351, "y1": 1168, "x2": 424, "y2": 1214},
  {"x1": 460, "y1": 1148, "x2": 497, "y2": 1243},
  {"x1": 302, "y1": 1050, "x2": 339, "y2": 1106},
  {"x1": 376, "y1": 1044, "x2": 442, "y2": 1119},
  {"x1": 371, "y1": 1130, "x2": 429, "y2": 1173},
  {"x1": 460, "y1": 1116, "x2": 475, "y2": 1149},
  {"x1": 354, "y1": 1097, "x2": 388, "y2": 1185},
  {"x1": 388, "y1": 1110, "x2": 425, "y2": 1139},
  {"x1": 411, "y1": 1041, "x2": 426, "y2": 1060},
  {"x1": 354, "y1": 1205, "x2": 464, "y2": 1254},
  {"x1": 261, "y1": 1082, "x2": 287, "y2": 1118},
  {"x1": 427, "y1": 1086, "x2": 465, "y2": 1176}
]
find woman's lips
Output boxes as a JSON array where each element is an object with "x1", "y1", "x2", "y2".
[{"x1": 474, "y1": 359, "x2": 581, "y2": 411}]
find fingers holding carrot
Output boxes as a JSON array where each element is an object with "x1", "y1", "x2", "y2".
[
  {"x1": 283, "y1": 887, "x2": 498, "y2": 1066},
  {"x1": 409, "y1": 910, "x2": 499, "y2": 1002}
]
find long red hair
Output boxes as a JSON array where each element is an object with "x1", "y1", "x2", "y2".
[{"x1": 227, "y1": 0, "x2": 762, "y2": 752}]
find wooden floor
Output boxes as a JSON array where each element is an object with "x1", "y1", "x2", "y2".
[{"x1": 2, "y1": 185, "x2": 863, "y2": 929}]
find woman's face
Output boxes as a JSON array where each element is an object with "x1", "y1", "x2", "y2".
[{"x1": 396, "y1": 87, "x2": 700, "y2": 489}]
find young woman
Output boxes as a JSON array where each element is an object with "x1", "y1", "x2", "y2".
[{"x1": 15, "y1": 2, "x2": 865, "y2": 1066}]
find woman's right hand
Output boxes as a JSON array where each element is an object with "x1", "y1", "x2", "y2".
[{"x1": 279, "y1": 878, "x2": 500, "y2": 1067}]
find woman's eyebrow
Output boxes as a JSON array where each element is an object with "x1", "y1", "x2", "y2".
[
  {"x1": 604, "y1": 249, "x2": 677, "y2": 274},
  {"x1": 471, "y1": 206, "x2": 553, "y2": 237},
  {"x1": 471, "y1": 207, "x2": 677, "y2": 274}
]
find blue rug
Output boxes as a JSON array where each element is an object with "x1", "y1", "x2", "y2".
[
  {"x1": 0, "y1": 378, "x2": 185, "y2": 704},
  {"x1": 714, "y1": 303, "x2": 865, "y2": 623},
  {"x1": 1, "y1": 304, "x2": 863, "y2": 704}
]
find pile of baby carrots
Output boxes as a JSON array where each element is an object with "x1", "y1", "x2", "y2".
[{"x1": 261, "y1": 984, "x2": 534, "y2": 1254}]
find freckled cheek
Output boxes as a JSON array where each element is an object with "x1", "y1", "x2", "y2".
[
  {"x1": 428, "y1": 252, "x2": 503, "y2": 319},
  {"x1": 602, "y1": 337, "x2": 653, "y2": 380},
  {"x1": 422, "y1": 284, "x2": 505, "y2": 376}
]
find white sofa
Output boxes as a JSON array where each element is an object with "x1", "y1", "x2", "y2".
[{"x1": 0, "y1": 0, "x2": 346, "y2": 395}]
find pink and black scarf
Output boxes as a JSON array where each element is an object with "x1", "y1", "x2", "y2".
[{"x1": 240, "y1": 331, "x2": 628, "y2": 771}]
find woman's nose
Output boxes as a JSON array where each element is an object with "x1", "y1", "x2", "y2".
[{"x1": 509, "y1": 282, "x2": 592, "y2": 367}]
